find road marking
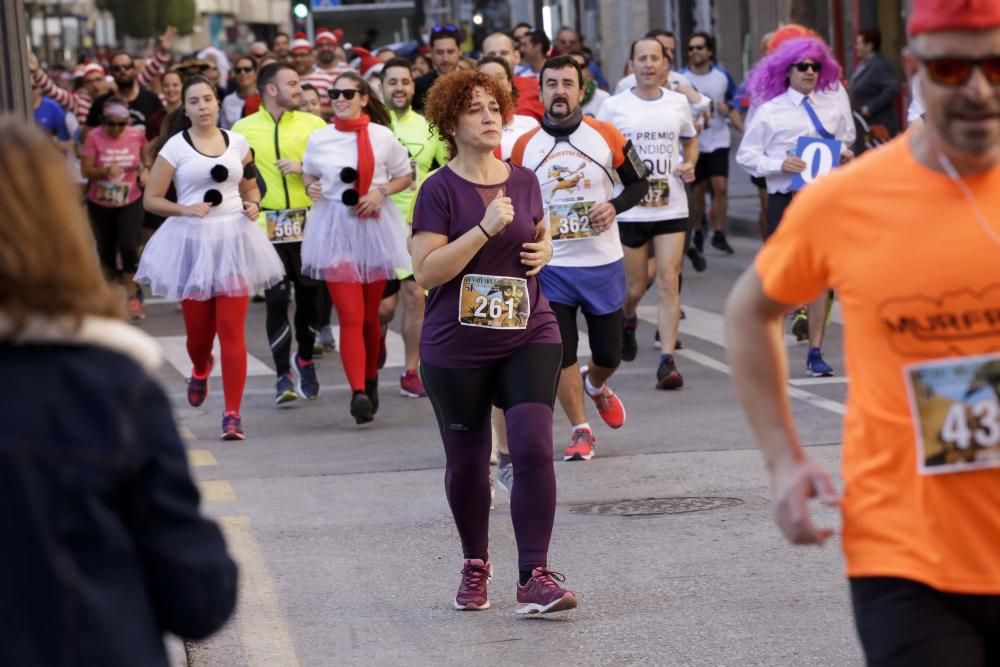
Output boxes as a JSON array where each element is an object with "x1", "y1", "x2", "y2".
[
  {"x1": 178, "y1": 425, "x2": 196, "y2": 442},
  {"x1": 198, "y1": 480, "x2": 236, "y2": 502},
  {"x1": 676, "y1": 348, "x2": 846, "y2": 416},
  {"x1": 637, "y1": 304, "x2": 798, "y2": 347},
  {"x1": 187, "y1": 450, "x2": 218, "y2": 467},
  {"x1": 326, "y1": 326, "x2": 408, "y2": 369},
  {"x1": 158, "y1": 336, "x2": 273, "y2": 378},
  {"x1": 188, "y1": 516, "x2": 301, "y2": 667},
  {"x1": 789, "y1": 376, "x2": 849, "y2": 386}
]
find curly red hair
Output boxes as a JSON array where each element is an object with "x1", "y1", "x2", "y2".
[{"x1": 423, "y1": 70, "x2": 514, "y2": 159}]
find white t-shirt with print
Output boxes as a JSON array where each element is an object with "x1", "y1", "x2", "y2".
[{"x1": 597, "y1": 88, "x2": 696, "y2": 222}]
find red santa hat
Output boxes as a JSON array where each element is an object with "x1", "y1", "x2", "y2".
[
  {"x1": 350, "y1": 47, "x2": 382, "y2": 78},
  {"x1": 78, "y1": 62, "x2": 106, "y2": 79},
  {"x1": 290, "y1": 32, "x2": 312, "y2": 53},
  {"x1": 315, "y1": 28, "x2": 338, "y2": 45},
  {"x1": 907, "y1": 0, "x2": 1000, "y2": 36}
]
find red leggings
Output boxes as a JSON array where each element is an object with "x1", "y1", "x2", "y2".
[
  {"x1": 326, "y1": 280, "x2": 385, "y2": 391},
  {"x1": 181, "y1": 296, "x2": 250, "y2": 414}
]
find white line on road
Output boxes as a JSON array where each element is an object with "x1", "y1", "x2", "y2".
[
  {"x1": 789, "y1": 376, "x2": 849, "y2": 386},
  {"x1": 637, "y1": 304, "x2": 798, "y2": 347},
  {"x1": 158, "y1": 336, "x2": 274, "y2": 378}
]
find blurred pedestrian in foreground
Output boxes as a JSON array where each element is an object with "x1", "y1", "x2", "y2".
[{"x1": 0, "y1": 117, "x2": 238, "y2": 667}]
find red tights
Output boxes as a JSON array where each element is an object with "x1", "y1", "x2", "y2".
[
  {"x1": 181, "y1": 296, "x2": 250, "y2": 414},
  {"x1": 326, "y1": 280, "x2": 385, "y2": 391}
]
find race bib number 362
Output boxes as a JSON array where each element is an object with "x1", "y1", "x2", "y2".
[
  {"x1": 905, "y1": 354, "x2": 1000, "y2": 475},
  {"x1": 547, "y1": 201, "x2": 596, "y2": 241},
  {"x1": 266, "y1": 208, "x2": 308, "y2": 244},
  {"x1": 458, "y1": 274, "x2": 530, "y2": 330}
]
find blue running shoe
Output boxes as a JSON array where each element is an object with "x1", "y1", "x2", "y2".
[
  {"x1": 221, "y1": 412, "x2": 245, "y2": 441},
  {"x1": 292, "y1": 353, "x2": 320, "y2": 399},
  {"x1": 806, "y1": 348, "x2": 834, "y2": 377},
  {"x1": 275, "y1": 373, "x2": 298, "y2": 405}
]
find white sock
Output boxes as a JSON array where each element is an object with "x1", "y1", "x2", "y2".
[
  {"x1": 572, "y1": 423, "x2": 592, "y2": 436},
  {"x1": 584, "y1": 374, "x2": 604, "y2": 397}
]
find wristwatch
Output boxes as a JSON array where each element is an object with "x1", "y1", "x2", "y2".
[{"x1": 376, "y1": 185, "x2": 388, "y2": 198}]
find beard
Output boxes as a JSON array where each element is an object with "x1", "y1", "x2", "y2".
[
  {"x1": 547, "y1": 98, "x2": 571, "y2": 118},
  {"x1": 318, "y1": 51, "x2": 336, "y2": 66}
]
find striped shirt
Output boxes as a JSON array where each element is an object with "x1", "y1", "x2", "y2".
[{"x1": 301, "y1": 64, "x2": 353, "y2": 110}]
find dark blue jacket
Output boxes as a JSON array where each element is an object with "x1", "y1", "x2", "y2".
[{"x1": 0, "y1": 324, "x2": 237, "y2": 666}]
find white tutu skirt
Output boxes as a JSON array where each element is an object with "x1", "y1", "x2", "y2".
[
  {"x1": 301, "y1": 199, "x2": 411, "y2": 283},
  {"x1": 136, "y1": 212, "x2": 285, "y2": 301}
]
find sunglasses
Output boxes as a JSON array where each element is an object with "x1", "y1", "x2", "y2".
[
  {"x1": 432, "y1": 24, "x2": 459, "y2": 35},
  {"x1": 233, "y1": 67, "x2": 255, "y2": 74},
  {"x1": 329, "y1": 89, "x2": 360, "y2": 100},
  {"x1": 105, "y1": 121, "x2": 128, "y2": 128},
  {"x1": 110, "y1": 64, "x2": 134, "y2": 73},
  {"x1": 688, "y1": 44, "x2": 707, "y2": 51},
  {"x1": 916, "y1": 54, "x2": 1000, "y2": 87},
  {"x1": 794, "y1": 62, "x2": 822, "y2": 73}
]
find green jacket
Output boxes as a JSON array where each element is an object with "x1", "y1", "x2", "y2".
[
  {"x1": 232, "y1": 108, "x2": 326, "y2": 211},
  {"x1": 389, "y1": 109, "x2": 449, "y2": 222}
]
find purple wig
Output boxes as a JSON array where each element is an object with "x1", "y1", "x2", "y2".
[{"x1": 746, "y1": 37, "x2": 843, "y2": 107}]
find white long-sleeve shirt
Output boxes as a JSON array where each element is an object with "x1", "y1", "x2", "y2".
[{"x1": 736, "y1": 86, "x2": 855, "y2": 194}]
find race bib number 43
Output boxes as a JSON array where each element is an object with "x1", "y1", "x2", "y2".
[
  {"x1": 905, "y1": 354, "x2": 1000, "y2": 475},
  {"x1": 459, "y1": 274, "x2": 530, "y2": 330},
  {"x1": 266, "y1": 208, "x2": 308, "y2": 244},
  {"x1": 547, "y1": 201, "x2": 596, "y2": 241}
]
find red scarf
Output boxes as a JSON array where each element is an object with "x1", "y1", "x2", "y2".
[{"x1": 333, "y1": 113, "x2": 374, "y2": 199}]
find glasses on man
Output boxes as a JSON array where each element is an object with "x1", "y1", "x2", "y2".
[
  {"x1": 794, "y1": 62, "x2": 822, "y2": 73},
  {"x1": 689, "y1": 44, "x2": 707, "y2": 51},
  {"x1": 110, "y1": 64, "x2": 134, "y2": 73},
  {"x1": 915, "y1": 54, "x2": 1000, "y2": 87},
  {"x1": 329, "y1": 89, "x2": 360, "y2": 100},
  {"x1": 233, "y1": 67, "x2": 255, "y2": 74}
]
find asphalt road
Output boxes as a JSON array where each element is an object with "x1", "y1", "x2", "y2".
[{"x1": 145, "y1": 232, "x2": 861, "y2": 667}]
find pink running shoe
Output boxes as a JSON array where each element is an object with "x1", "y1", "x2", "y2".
[
  {"x1": 454, "y1": 558, "x2": 492, "y2": 611},
  {"x1": 581, "y1": 366, "x2": 626, "y2": 429},
  {"x1": 516, "y1": 568, "x2": 577, "y2": 615}
]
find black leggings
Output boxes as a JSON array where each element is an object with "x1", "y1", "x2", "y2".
[
  {"x1": 851, "y1": 577, "x2": 1000, "y2": 666},
  {"x1": 87, "y1": 198, "x2": 143, "y2": 277},
  {"x1": 421, "y1": 343, "x2": 562, "y2": 570},
  {"x1": 265, "y1": 241, "x2": 318, "y2": 376},
  {"x1": 550, "y1": 302, "x2": 623, "y2": 370}
]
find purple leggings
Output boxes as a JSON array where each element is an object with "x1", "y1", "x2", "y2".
[{"x1": 421, "y1": 343, "x2": 562, "y2": 570}]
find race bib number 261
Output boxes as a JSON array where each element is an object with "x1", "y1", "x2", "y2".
[
  {"x1": 905, "y1": 354, "x2": 1000, "y2": 475},
  {"x1": 458, "y1": 274, "x2": 530, "y2": 330}
]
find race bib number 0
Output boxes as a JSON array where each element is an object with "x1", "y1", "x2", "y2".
[
  {"x1": 458, "y1": 274, "x2": 530, "y2": 330},
  {"x1": 547, "y1": 201, "x2": 596, "y2": 241},
  {"x1": 97, "y1": 181, "x2": 130, "y2": 206},
  {"x1": 266, "y1": 208, "x2": 308, "y2": 244},
  {"x1": 905, "y1": 354, "x2": 1000, "y2": 475},
  {"x1": 640, "y1": 178, "x2": 669, "y2": 208},
  {"x1": 791, "y1": 136, "x2": 842, "y2": 191}
]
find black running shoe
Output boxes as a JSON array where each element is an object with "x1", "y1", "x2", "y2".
[
  {"x1": 622, "y1": 323, "x2": 638, "y2": 362},
  {"x1": 656, "y1": 356, "x2": 684, "y2": 390},
  {"x1": 350, "y1": 391, "x2": 375, "y2": 424},
  {"x1": 365, "y1": 377, "x2": 380, "y2": 415},
  {"x1": 791, "y1": 308, "x2": 809, "y2": 342},
  {"x1": 685, "y1": 247, "x2": 707, "y2": 272},
  {"x1": 693, "y1": 228, "x2": 704, "y2": 254},
  {"x1": 711, "y1": 231, "x2": 735, "y2": 254}
]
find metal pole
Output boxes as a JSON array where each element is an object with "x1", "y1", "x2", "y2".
[{"x1": 0, "y1": 0, "x2": 32, "y2": 119}]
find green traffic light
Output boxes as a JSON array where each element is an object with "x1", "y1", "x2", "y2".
[{"x1": 293, "y1": 3, "x2": 309, "y2": 19}]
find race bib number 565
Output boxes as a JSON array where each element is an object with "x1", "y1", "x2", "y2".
[
  {"x1": 905, "y1": 354, "x2": 1000, "y2": 475},
  {"x1": 458, "y1": 274, "x2": 530, "y2": 330}
]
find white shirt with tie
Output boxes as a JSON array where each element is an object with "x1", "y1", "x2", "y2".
[{"x1": 736, "y1": 86, "x2": 856, "y2": 194}]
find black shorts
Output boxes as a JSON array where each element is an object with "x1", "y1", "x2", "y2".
[
  {"x1": 765, "y1": 191, "x2": 795, "y2": 239},
  {"x1": 851, "y1": 577, "x2": 1000, "y2": 666},
  {"x1": 694, "y1": 148, "x2": 730, "y2": 183},
  {"x1": 618, "y1": 218, "x2": 689, "y2": 248},
  {"x1": 750, "y1": 175, "x2": 767, "y2": 189},
  {"x1": 382, "y1": 274, "x2": 415, "y2": 298}
]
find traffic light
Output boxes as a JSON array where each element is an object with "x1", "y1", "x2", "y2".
[{"x1": 292, "y1": 2, "x2": 310, "y2": 33}]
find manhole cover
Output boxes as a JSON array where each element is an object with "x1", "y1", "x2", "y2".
[{"x1": 569, "y1": 496, "x2": 743, "y2": 517}]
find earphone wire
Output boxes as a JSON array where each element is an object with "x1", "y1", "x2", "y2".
[{"x1": 937, "y1": 151, "x2": 1000, "y2": 250}]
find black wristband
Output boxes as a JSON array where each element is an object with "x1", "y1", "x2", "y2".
[{"x1": 477, "y1": 223, "x2": 492, "y2": 240}]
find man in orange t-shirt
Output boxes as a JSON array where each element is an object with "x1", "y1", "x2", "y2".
[{"x1": 725, "y1": 1, "x2": 1000, "y2": 663}]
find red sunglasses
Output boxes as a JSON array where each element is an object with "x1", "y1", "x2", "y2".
[{"x1": 916, "y1": 53, "x2": 1000, "y2": 87}]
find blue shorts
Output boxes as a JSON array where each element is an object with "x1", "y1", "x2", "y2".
[{"x1": 538, "y1": 260, "x2": 626, "y2": 316}]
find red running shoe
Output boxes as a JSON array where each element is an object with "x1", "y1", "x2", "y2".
[
  {"x1": 454, "y1": 558, "x2": 492, "y2": 611},
  {"x1": 581, "y1": 366, "x2": 626, "y2": 429},
  {"x1": 187, "y1": 355, "x2": 214, "y2": 407},
  {"x1": 563, "y1": 428, "x2": 596, "y2": 462},
  {"x1": 516, "y1": 568, "x2": 577, "y2": 615},
  {"x1": 400, "y1": 369, "x2": 426, "y2": 398}
]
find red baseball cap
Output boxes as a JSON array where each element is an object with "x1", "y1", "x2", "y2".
[{"x1": 908, "y1": 0, "x2": 1000, "y2": 37}]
